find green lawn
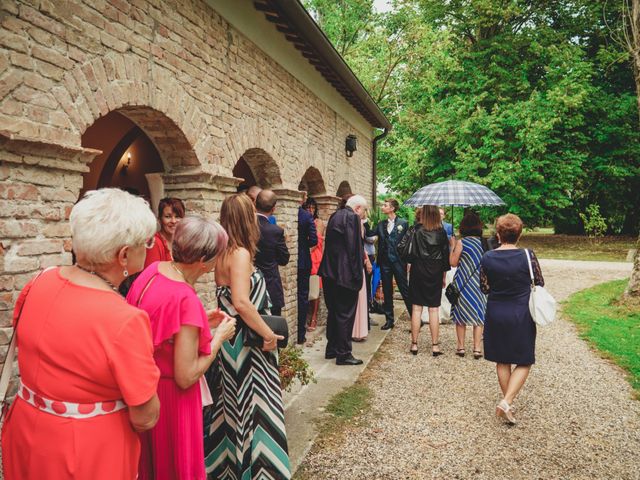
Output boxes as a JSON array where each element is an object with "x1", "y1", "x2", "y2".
[
  {"x1": 563, "y1": 280, "x2": 640, "y2": 397},
  {"x1": 519, "y1": 234, "x2": 636, "y2": 262}
]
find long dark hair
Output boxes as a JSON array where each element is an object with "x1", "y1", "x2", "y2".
[{"x1": 303, "y1": 197, "x2": 319, "y2": 219}]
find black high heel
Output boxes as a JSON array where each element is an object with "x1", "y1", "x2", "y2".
[
  {"x1": 456, "y1": 348, "x2": 466, "y2": 357},
  {"x1": 410, "y1": 341, "x2": 418, "y2": 355},
  {"x1": 432, "y1": 342, "x2": 443, "y2": 357},
  {"x1": 473, "y1": 350, "x2": 483, "y2": 359}
]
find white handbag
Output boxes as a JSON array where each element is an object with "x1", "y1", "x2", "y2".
[{"x1": 525, "y1": 249, "x2": 556, "y2": 326}]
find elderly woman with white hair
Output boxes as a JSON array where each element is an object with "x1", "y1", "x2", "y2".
[
  {"x1": 2, "y1": 188, "x2": 162, "y2": 480},
  {"x1": 127, "y1": 215, "x2": 236, "y2": 480}
]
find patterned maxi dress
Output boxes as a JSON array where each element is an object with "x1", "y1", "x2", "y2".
[
  {"x1": 203, "y1": 269, "x2": 291, "y2": 480},
  {"x1": 450, "y1": 237, "x2": 486, "y2": 326}
]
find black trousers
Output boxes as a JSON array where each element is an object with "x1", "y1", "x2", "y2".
[
  {"x1": 297, "y1": 268, "x2": 311, "y2": 342},
  {"x1": 381, "y1": 260, "x2": 411, "y2": 324},
  {"x1": 271, "y1": 305, "x2": 282, "y2": 316},
  {"x1": 323, "y1": 278, "x2": 359, "y2": 359}
]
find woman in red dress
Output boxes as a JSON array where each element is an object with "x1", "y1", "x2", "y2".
[
  {"x1": 2, "y1": 189, "x2": 161, "y2": 479},
  {"x1": 144, "y1": 197, "x2": 186, "y2": 266}
]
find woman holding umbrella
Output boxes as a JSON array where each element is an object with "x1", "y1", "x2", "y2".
[{"x1": 406, "y1": 205, "x2": 451, "y2": 355}]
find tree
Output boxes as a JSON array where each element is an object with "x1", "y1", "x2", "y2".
[
  {"x1": 619, "y1": 0, "x2": 640, "y2": 299},
  {"x1": 305, "y1": 0, "x2": 640, "y2": 232}
]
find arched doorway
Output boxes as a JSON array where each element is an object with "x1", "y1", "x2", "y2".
[
  {"x1": 80, "y1": 107, "x2": 200, "y2": 213},
  {"x1": 233, "y1": 148, "x2": 282, "y2": 191},
  {"x1": 336, "y1": 180, "x2": 353, "y2": 198},
  {"x1": 298, "y1": 167, "x2": 326, "y2": 197}
]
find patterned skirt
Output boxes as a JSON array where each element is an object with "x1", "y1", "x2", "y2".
[{"x1": 203, "y1": 326, "x2": 291, "y2": 480}]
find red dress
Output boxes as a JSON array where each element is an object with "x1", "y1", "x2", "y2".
[
  {"x1": 1, "y1": 268, "x2": 160, "y2": 480},
  {"x1": 144, "y1": 231, "x2": 172, "y2": 267}
]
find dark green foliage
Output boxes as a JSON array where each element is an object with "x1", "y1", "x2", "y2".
[{"x1": 304, "y1": 0, "x2": 640, "y2": 234}]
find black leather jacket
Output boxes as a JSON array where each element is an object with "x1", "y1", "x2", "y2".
[{"x1": 413, "y1": 226, "x2": 450, "y2": 270}]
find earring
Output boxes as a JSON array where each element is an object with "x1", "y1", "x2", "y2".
[{"x1": 123, "y1": 269, "x2": 129, "y2": 278}]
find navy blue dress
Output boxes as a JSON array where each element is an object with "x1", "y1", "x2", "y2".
[{"x1": 480, "y1": 249, "x2": 544, "y2": 366}]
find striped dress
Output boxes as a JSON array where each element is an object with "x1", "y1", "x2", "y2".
[
  {"x1": 451, "y1": 237, "x2": 487, "y2": 327},
  {"x1": 203, "y1": 269, "x2": 291, "y2": 480}
]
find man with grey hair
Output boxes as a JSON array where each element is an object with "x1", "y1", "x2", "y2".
[
  {"x1": 319, "y1": 194, "x2": 366, "y2": 365},
  {"x1": 255, "y1": 190, "x2": 290, "y2": 316}
]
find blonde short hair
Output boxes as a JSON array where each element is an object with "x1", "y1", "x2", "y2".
[{"x1": 70, "y1": 188, "x2": 157, "y2": 266}]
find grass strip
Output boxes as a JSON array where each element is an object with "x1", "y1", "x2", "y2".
[{"x1": 563, "y1": 279, "x2": 640, "y2": 396}]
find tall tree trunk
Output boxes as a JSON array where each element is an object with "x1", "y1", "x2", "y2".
[
  {"x1": 624, "y1": 0, "x2": 640, "y2": 299},
  {"x1": 625, "y1": 238, "x2": 640, "y2": 298}
]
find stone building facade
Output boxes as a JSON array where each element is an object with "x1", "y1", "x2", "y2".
[{"x1": 0, "y1": 0, "x2": 390, "y2": 378}]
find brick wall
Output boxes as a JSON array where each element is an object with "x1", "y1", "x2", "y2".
[{"x1": 0, "y1": 0, "x2": 376, "y2": 371}]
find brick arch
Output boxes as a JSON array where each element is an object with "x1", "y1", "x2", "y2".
[
  {"x1": 298, "y1": 167, "x2": 326, "y2": 196},
  {"x1": 225, "y1": 117, "x2": 285, "y2": 187},
  {"x1": 336, "y1": 180, "x2": 353, "y2": 197},
  {"x1": 238, "y1": 148, "x2": 283, "y2": 188},
  {"x1": 49, "y1": 52, "x2": 208, "y2": 170}
]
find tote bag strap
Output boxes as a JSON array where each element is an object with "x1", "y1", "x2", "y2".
[
  {"x1": 524, "y1": 249, "x2": 535, "y2": 287},
  {"x1": 0, "y1": 267, "x2": 54, "y2": 406}
]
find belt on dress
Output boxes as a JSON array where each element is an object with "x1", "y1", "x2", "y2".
[{"x1": 17, "y1": 381, "x2": 126, "y2": 419}]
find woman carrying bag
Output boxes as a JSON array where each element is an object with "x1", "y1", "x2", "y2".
[{"x1": 480, "y1": 214, "x2": 545, "y2": 425}]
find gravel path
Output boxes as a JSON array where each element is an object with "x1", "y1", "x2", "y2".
[{"x1": 297, "y1": 259, "x2": 638, "y2": 480}]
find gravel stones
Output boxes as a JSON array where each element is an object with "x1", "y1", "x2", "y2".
[{"x1": 296, "y1": 260, "x2": 639, "y2": 480}]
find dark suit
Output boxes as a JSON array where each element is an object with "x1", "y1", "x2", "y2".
[
  {"x1": 297, "y1": 206, "x2": 318, "y2": 342},
  {"x1": 375, "y1": 217, "x2": 412, "y2": 324},
  {"x1": 319, "y1": 206, "x2": 363, "y2": 360},
  {"x1": 255, "y1": 214, "x2": 290, "y2": 316}
]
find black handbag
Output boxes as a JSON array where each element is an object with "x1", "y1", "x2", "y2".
[
  {"x1": 243, "y1": 315, "x2": 289, "y2": 349},
  {"x1": 446, "y1": 262, "x2": 481, "y2": 306},
  {"x1": 397, "y1": 225, "x2": 417, "y2": 263}
]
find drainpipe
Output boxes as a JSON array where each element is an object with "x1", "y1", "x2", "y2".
[{"x1": 372, "y1": 127, "x2": 389, "y2": 206}]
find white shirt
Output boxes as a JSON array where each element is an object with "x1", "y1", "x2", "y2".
[{"x1": 387, "y1": 217, "x2": 395, "y2": 235}]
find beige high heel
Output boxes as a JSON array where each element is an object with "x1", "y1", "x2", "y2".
[{"x1": 496, "y1": 399, "x2": 516, "y2": 425}]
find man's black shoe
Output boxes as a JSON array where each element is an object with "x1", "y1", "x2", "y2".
[
  {"x1": 381, "y1": 322, "x2": 394, "y2": 330},
  {"x1": 336, "y1": 355, "x2": 363, "y2": 366},
  {"x1": 296, "y1": 338, "x2": 307, "y2": 345},
  {"x1": 325, "y1": 353, "x2": 337, "y2": 360}
]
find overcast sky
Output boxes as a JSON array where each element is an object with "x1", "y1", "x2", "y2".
[{"x1": 373, "y1": 0, "x2": 392, "y2": 13}]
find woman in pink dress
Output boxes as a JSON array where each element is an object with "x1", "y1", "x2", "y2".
[
  {"x1": 127, "y1": 216, "x2": 236, "y2": 480},
  {"x1": 352, "y1": 219, "x2": 372, "y2": 341}
]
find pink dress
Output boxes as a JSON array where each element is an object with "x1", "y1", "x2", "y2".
[
  {"x1": 352, "y1": 224, "x2": 368, "y2": 339},
  {"x1": 126, "y1": 262, "x2": 212, "y2": 480},
  {"x1": 352, "y1": 270, "x2": 368, "y2": 339}
]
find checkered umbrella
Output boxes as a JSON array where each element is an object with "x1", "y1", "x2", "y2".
[{"x1": 403, "y1": 180, "x2": 505, "y2": 207}]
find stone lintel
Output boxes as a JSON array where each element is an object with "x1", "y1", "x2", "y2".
[
  {"x1": 0, "y1": 130, "x2": 99, "y2": 173},
  {"x1": 273, "y1": 188, "x2": 305, "y2": 203}
]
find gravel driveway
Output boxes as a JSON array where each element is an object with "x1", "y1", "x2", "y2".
[{"x1": 297, "y1": 259, "x2": 638, "y2": 480}]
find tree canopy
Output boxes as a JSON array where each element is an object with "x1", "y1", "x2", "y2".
[{"x1": 305, "y1": 0, "x2": 640, "y2": 233}]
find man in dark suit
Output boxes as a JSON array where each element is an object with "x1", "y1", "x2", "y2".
[
  {"x1": 297, "y1": 197, "x2": 318, "y2": 344},
  {"x1": 374, "y1": 198, "x2": 412, "y2": 329},
  {"x1": 319, "y1": 194, "x2": 366, "y2": 365},
  {"x1": 255, "y1": 190, "x2": 290, "y2": 316}
]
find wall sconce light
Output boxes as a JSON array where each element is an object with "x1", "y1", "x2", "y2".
[
  {"x1": 345, "y1": 135, "x2": 357, "y2": 157},
  {"x1": 121, "y1": 152, "x2": 132, "y2": 175}
]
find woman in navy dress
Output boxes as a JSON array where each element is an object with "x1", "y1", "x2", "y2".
[{"x1": 480, "y1": 214, "x2": 544, "y2": 425}]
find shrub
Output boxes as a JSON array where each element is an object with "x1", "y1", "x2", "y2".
[
  {"x1": 579, "y1": 204, "x2": 607, "y2": 244},
  {"x1": 279, "y1": 345, "x2": 316, "y2": 392}
]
